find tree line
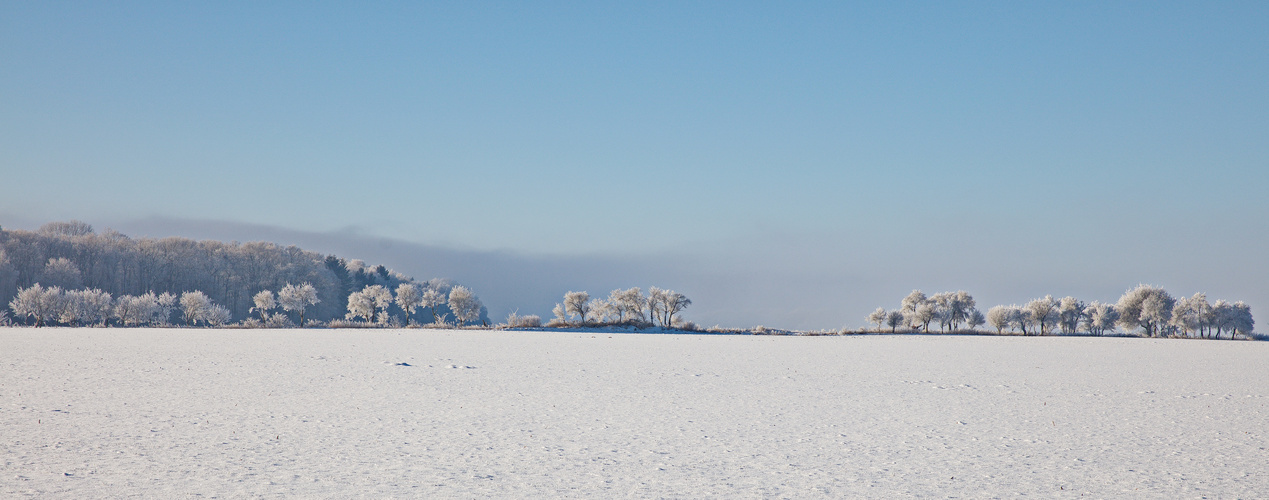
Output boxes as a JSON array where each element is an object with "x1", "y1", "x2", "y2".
[
  {"x1": 0, "y1": 221, "x2": 487, "y2": 327},
  {"x1": 867, "y1": 285, "x2": 1255, "y2": 339},
  {"x1": 542, "y1": 287, "x2": 693, "y2": 329}
]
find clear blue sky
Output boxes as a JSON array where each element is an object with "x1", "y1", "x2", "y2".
[{"x1": 3, "y1": 2, "x2": 1267, "y2": 328}]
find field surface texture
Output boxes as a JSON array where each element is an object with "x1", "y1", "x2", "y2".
[{"x1": 2, "y1": 328, "x2": 1267, "y2": 498}]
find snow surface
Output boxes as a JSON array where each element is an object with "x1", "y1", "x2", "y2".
[{"x1": 3, "y1": 328, "x2": 1268, "y2": 498}]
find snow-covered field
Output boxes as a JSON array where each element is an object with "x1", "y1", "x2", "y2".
[{"x1": 3, "y1": 328, "x2": 1267, "y2": 498}]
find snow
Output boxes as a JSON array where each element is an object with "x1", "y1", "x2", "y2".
[{"x1": 3, "y1": 328, "x2": 1268, "y2": 497}]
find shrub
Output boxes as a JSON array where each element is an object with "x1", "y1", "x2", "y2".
[{"x1": 505, "y1": 312, "x2": 542, "y2": 328}]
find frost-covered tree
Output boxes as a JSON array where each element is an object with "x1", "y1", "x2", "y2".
[
  {"x1": 345, "y1": 289, "x2": 375, "y2": 322},
  {"x1": 1116, "y1": 284, "x2": 1175, "y2": 337},
  {"x1": 610, "y1": 288, "x2": 646, "y2": 323},
  {"x1": 967, "y1": 308, "x2": 986, "y2": 331},
  {"x1": 352, "y1": 284, "x2": 393, "y2": 325},
  {"x1": 1171, "y1": 293, "x2": 1210, "y2": 338},
  {"x1": 395, "y1": 283, "x2": 421, "y2": 325},
  {"x1": 0, "y1": 249, "x2": 18, "y2": 309},
  {"x1": 885, "y1": 311, "x2": 904, "y2": 333},
  {"x1": 901, "y1": 290, "x2": 928, "y2": 316},
  {"x1": 38, "y1": 220, "x2": 94, "y2": 237},
  {"x1": 114, "y1": 294, "x2": 158, "y2": 326},
  {"x1": 10, "y1": 284, "x2": 63, "y2": 327},
  {"x1": 1191, "y1": 294, "x2": 1215, "y2": 338},
  {"x1": 1025, "y1": 295, "x2": 1059, "y2": 335},
  {"x1": 448, "y1": 286, "x2": 482, "y2": 326},
  {"x1": 59, "y1": 289, "x2": 104, "y2": 326},
  {"x1": 1229, "y1": 301, "x2": 1254, "y2": 338},
  {"x1": 911, "y1": 303, "x2": 936, "y2": 332},
  {"x1": 564, "y1": 291, "x2": 591, "y2": 324},
  {"x1": 1083, "y1": 302, "x2": 1119, "y2": 336},
  {"x1": 1141, "y1": 294, "x2": 1175, "y2": 337},
  {"x1": 251, "y1": 290, "x2": 276, "y2": 322},
  {"x1": 40, "y1": 258, "x2": 83, "y2": 290},
  {"x1": 421, "y1": 287, "x2": 446, "y2": 323},
  {"x1": 1211, "y1": 300, "x2": 1255, "y2": 339},
  {"x1": 205, "y1": 304, "x2": 231, "y2": 326},
  {"x1": 279, "y1": 282, "x2": 321, "y2": 326},
  {"x1": 986, "y1": 305, "x2": 1011, "y2": 334},
  {"x1": 56, "y1": 288, "x2": 84, "y2": 325},
  {"x1": 72, "y1": 289, "x2": 113, "y2": 326},
  {"x1": 1056, "y1": 296, "x2": 1085, "y2": 335},
  {"x1": 867, "y1": 307, "x2": 887, "y2": 331},
  {"x1": 654, "y1": 290, "x2": 692, "y2": 328},
  {"x1": 1009, "y1": 306, "x2": 1032, "y2": 335},
  {"x1": 180, "y1": 291, "x2": 212, "y2": 326},
  {"x1": 595, "y1": 298, "x2": 624, "y2": 324},
  {"x1": 647, "y1": 287, "x2": 666, "y2": 325},
  {"x1": 932, "y1": 303, "x2": 953, "y2": 332},
  {"x1": 551, "y1": 303, "x2": 567, "y2": 325},
  {"x1": 154, "y1": 292, "x2": 177, "y2": 326},
  {"x1": 931, "y1": 291, "x2": 975, "y2": 330}
]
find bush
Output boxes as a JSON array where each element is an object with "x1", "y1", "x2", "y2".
[
  {"x1": 505, "y1": 313, "x2": 542, "y2": 328},
  {"x1": 326, "y1": 319, "x2": 381, "y2": 329}
]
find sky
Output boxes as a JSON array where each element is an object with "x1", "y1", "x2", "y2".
[{"x1": 2, "y1": 2, "x2": 1267, "y2": 329}]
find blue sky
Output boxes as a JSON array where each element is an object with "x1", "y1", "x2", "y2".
[{"x1": 3, "y1": 2, "x2": 1267, "y2": 328}]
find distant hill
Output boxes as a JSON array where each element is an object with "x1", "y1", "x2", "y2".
[{"x1": 0, "y1": 221, "x2": 476, "y2": 324}]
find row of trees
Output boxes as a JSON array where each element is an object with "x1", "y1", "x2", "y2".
[
  {"x1": 549, "y1": 287, "x2": 692, "y2": 328},
  {"x1": 867, "y1": 285, "x2": 1255, "y2": 339},
  {"x1": 8, "y1": 283, "x2": 234, "y2": 327},
  {"x1": 341, "y1": 282, "x2": 485, "y2": 326},
  {"x1": 248, "y1": 283, "x2": 321, "y2": 327}
]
